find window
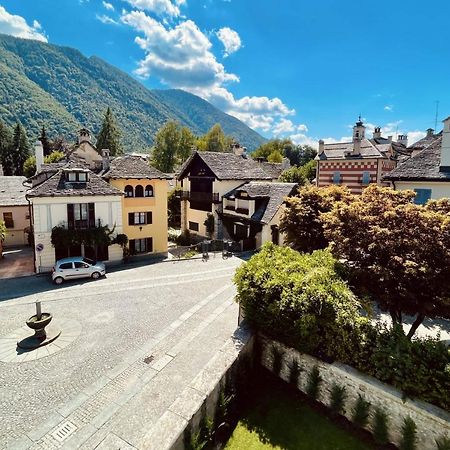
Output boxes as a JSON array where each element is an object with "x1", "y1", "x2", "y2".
[
  {"x1": 59, "y1": 262, "x2": 73, "y2": 270},
  {"x1": 129, "y1": 237, "x2": 153, "y2": 254},
  {"x1": 414, "y1": 189, "x2": 432, "y2": 205},
  {"x1": 68, "y1": 172, "x2": 77, "y2": 181},
  {"x1": 128, "y1": 212, "x2": 152, "y2": 225},
  {"x1": 332, "y1": 171, "x2": 341, "y2": 184},
  {"x1": 135, "y1": 185, "x2": 144, "y2": 197},
  {"x1": 67, "y1": 171, "x2": 88, "y2": 182},
  {"x1": 74, "y1": 261, "x2": 89, "y2": 269},
  {"x1": 124, "y1": 185, "x2": 134, "y2": 198},
  {"x1": 189, "y1": 221, "x2": 199, "y2": 231},
  {"x1": 3, "y1": 212, "x2": 13, "y2": 228},
  {"x1": 67, "y1": 203, "x2": 95, "y2": 229},
  {"x1": 362, "y1": 171, "x2": 371, "y2": 185},
  {"x1": 145, "y1": 185, "x2": 154, "y2": 197},
  {"x1": 78, "y1": 172, "x2": 87, "y2": 182}
]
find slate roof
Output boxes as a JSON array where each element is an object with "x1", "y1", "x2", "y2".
[
  {"x1": 27, "y1": 169, "x2": 123, "y2": 198},
  {"x1": 223, "y1": 181, "x2": 297, "y2": 224},
  {"x1": 384, "y1": 136, "x2": 450, "y2": 182},
  {"x1": 260, "y1": 162, "x2": 284, "y2": 179},
  {"x1": 0, "y1": 176, "x2": 28, "y2": 206},
  {"x1": 102, "y1": 155, "x2": 171, "y2": 180},
  {"x1": 408, "y1": 131, "x2": 442, "y2": 151},
  {"x1": 317, "y1": 138, "x2": 389, "y2": 160},
  {"x1": 178, "y1": 151, "x2": 280, "y2": 181}
]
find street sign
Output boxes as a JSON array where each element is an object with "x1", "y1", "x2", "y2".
[{"x1": 36, "y1": 243, "x2": 44, "y2": 252}]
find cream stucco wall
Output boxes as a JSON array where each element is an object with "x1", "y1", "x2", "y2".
[
  {"x1": 393, "y1": 181, "x2": 450, "y2": 200},
  {"x1": 0, "y1": 205, "x2": 30, "y2": 247},
  {"x1": 109, "y1": 178, "x2": 168, "y2": 254},
  {"x1": 31, "y1": 195, "x2": 123, "y2": 271}
]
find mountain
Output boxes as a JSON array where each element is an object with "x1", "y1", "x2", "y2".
[{"x1": 0, "y1": 34, "x2": 265, "y2": 151}]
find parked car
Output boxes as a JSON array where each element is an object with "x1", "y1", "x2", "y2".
[{"x1": 52, "y1": 257, "x2": 106, "y2": 284}]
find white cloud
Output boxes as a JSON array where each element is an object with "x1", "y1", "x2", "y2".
[
  {"x1": 124, "y1": 0, "x2": 185, "y2": 17},
  {"x1": 0, "y1": 6, "x2": 47, "y2": 42},
  {"x1": 216, "y1": 27, "x2": 241, "y2": 57},
  {"x1": 384, "y1": 105, "x2": 393, "y2": 111},
  {"x1": 407, "y1": 131, "x2": 427, "y2": 144},
  {"x1": 272, "y1": 120, "x2": 307, "y2": 135},
  {"x1": 102, "y1": 1, "x2": 115, "y2": 11},
  {"x1": 96, "y1": 14, "x2": 119, "y2": 25}
]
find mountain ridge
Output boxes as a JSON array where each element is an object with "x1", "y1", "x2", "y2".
[{"x1": 0, "y1": 33, "x2": 265, "y2": 151}]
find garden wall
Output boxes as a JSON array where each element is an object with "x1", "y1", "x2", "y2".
[
  {"x1": 260, "y1": 334, "x2": 450, "y2": 450},
  {"x1": 139, "y1": 326, "x2": 254, "y2": 450}
]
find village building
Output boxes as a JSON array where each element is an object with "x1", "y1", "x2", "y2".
[
  {"x1": 383, "y1": 117, "x2": 450, "y2": 203},
  {"x1": 177, "y1": 148, "x2": 287, "y2": 239},
  {"x1": 102, "y1": 154, "x2": 171, "y2": 256},
  {"x1": 316, "y1": 118, "x2": 409, "y2": 194},
  {"x1": 221, "y1": 181, "x2": 297, "y2": 250},
  {"x1": 0, "y1": 176, "x2": 30, "y2": 247}
]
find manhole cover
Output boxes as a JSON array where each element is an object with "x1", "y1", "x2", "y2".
[
  {"x1": 143, "y1": 355, "x2": 154, "y2": 364},
  {"x1": 51, "y1": 421, "x2": 77, "y2": 442}
]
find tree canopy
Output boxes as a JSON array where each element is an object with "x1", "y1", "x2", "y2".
[
  {"x1": 7, "y1": 122, "x2": 30, "y2": 176},
  {"x1": 252, "y1": 139, "x2": 317, "y2": 167},
  {"x1": 23, "y1": 150, "x2": 65, "y2": 178},
  {"x1": 96, "y1": 107, "x2": 123, "y2": 156}
]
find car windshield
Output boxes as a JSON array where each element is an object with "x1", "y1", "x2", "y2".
[{"x1": 82, "y1": 257, "x2": 96, "y2": 265}]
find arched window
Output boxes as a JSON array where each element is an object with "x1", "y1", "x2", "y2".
[
  {"x1": 135, "y1": 185, "x2": 144, "y2": 197},
  {"x1": 124, "y1": 185, "x2": 134, "y2": 198},
  {"x1": 144, "y1": 185, "x2": 154, "y2": 197}
]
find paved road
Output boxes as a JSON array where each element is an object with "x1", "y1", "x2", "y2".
[{"x1": 0, "y1": 256, "x2": 245, "y2": 449}]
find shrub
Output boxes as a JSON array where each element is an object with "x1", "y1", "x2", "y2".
[
  {"x1": 306, "y1": 365, "x2": 322, "y2": 400},
  {"x1": 352, "y1": 395, "x2": 371, "y2": 428},
  {"x1": 271, "y1": 346, "x2": 284, "y2": 376},
  {"x1": 400, "y1": 416, "x2": 417, "y2": 450},
  {"x1": 436, "y1": 436, "x2": 450, "y2": 450},
  {"x1": 329, "y1": 384, "x2": 346, "y2": 415},
  {"x1": 372, "y1": 407, "x2": 389, "y2": 445},
  {"x1": 288, "y1": 359, "x2": 302, "y2": 386}
]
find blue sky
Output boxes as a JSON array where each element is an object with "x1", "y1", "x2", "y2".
[{"x1": 1, "y1": 0, "x2": 450, "y2": 146}]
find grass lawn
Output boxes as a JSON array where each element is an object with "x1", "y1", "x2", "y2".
[{"x1": 225, "y1": 375, "x2": 372, "y2": 450}]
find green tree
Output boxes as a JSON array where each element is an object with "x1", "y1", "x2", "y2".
[
  {"x1": 279, "y1": 166, "x2": 305, "y2": 184},
  {"x1": 23, "y1": 150, "x2": 65, "y2": 178},
  {"x1": 177, "y1": 127, "x2": 195, "y2": 164},
  {"x1": 10, "y1": 122, "x2": 30, "y2": 176},
  {"x1": 39, "y1": 126, "x2": 52, "y2": 156},
  {"x1": 0, "y1": 220, "x2": 6, "y2": 258},
  {"x1": 323, "y1": 185, "x2": 450, "y2": 338},
  {"x1": 96, "y1": 107, "x2": 123, "y2": 156},
  {"x1": 279, "y1": 185, "x2": 354, "y2": 253},
  {"x1": 300, "y1": 159, "x2": 317, "y2": 182},
  {"x1": 151, "y1": 120, "x2": 181, "y2": 173},
  {"x1": 204, "y1": 123, "x2": 227, "y2": 152},
  {"x1": 0, "y1": 121, "x2": 13, "y2": 175},
  {"x1": 297, "y1": 145, "x2": 317, "y2": 166},
  {"x1": 252, "y1": 138, "x2": 292, "y2": 160},
  {"x1": 267, "y1": 150, "x2": 283, "y2": 163},
  {"x1": 168, "y1": 187, "x2": 181, "y2": 228}
]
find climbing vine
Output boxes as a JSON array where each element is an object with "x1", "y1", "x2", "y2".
[{"x1": 51, "y1": 224, "x2": 116, "y2": 249}]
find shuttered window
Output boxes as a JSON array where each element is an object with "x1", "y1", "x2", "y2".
[
  {"x1": 414, "y1": 189, "x2": 432, "y2": 205},
  {"x1": 332, "y1": 171, "x2": 341, "y2": 184},
  {"x1": 129, "y1": 237, "x2": 153, "y2": 254},
  {"x1": 128, "y1": 211, "x2": 152, "y2": 225},
  {"x1": 362, "y1": 171, "x2": 371, "y2": 185}
]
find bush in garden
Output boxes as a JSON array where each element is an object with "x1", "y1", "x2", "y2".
[
  {"x1": 372, "y1": 407, "x2": 390, "y2": 445},
  {"x1": 352, "y1": 395, "x2": 371, "y2": 428},
  {"x1": 271, "y1": 346, "x2": 284, "y2": 376},
  {"x1": 288, "y1": 359, "x2": 302, "y2": 386},
  {"x1": 400, "y1": 416, "x2": 417, "y2": 450},
  {"x1": 329, "y1": 384, "x2": 346, "y2": 415},
  {"x1": 306, "y1": 365, "x2": 322, "y2": 400}
]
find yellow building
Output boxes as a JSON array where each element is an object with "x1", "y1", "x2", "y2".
[{"x1": 103, "y1": 155, "x2": 170, "y2": 255}]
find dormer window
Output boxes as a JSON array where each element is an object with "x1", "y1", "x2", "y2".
[{"x1": 65, "y1": 170, "x2": 89, "y2": 182}]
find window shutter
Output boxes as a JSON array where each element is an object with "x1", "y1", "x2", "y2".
[
  {"x1": 129, "y1": 239, "x2": 135, "y2": 254},
  {"x1": 67, "y1": 204, "x2": 74, "y2": 229},
  {"x1": 146, "y1": 237, "x2": 153, "y2": 253},
  {"x1": 88, "y1": 203, "x2": 95, "y2": 227},
  {"x1": 146, "y1": 212, "x2": 152, "y2": 224},
  {"x1": 333, "y1": 171, "x2": 341, "y2": 184},
  {"x1": 362, "y1": 171, "x2": 370, "y2": 185},
  {"x1": 128, "y1": 212, "x2": 134, "y2": 225}
]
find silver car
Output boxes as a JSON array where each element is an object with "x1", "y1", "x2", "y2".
[{"x1": 52, "y1": 257, "x2": 106, "y2": 284}]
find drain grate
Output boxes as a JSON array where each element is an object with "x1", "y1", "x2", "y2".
[
  {"x1": 143, "y1": 355, "x2": 154, "y2": 364},
  {"x1": 51, "y1": 420, "x2": 77, "y2": 442}
]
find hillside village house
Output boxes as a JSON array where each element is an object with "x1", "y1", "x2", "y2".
[
  {"x1": 0, "y1": 176, "x2": 30, "y2": 247},
  {"x1": 177, "y1": 148, "x2": 288, "y2": 243},
  {"x1": 102, "y1": 154, "x2": 171, "y2": 255},
  {"x1": 384, "y1": 117, "x2": 450, "y2": 203},
  {"x1": 316, "y1": 118, "x2": 409, "y2": 194}
]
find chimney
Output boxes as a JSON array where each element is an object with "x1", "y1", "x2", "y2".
[
  {"x1": 426, "y1": 128, "x2": 434, "y2": 137},
  {"x1": 318, "y1": 139, "x2": 325, "y2": 155},
  {"x1": 397, "y1": 134, "x2": 408, "y2": 147},
  {"x1": 440, "y1": 116, "x2": 450, "y2": 171},
  {"x1": 78, "y1": 128, "x2": 91, "y2": 144},
  {"x1": 232, "y1": 143, "x2": 245, "y2": 157},
  {"x1": 281, "y1": 157, "x2": 290, "y2": 170},
  {"x1": 102, "y1": 149, "x2": 110, "y2": 172},
  {"x1": 387, "y1": 135, "x2": 393, "y2": 143},
  {"x1": 373, "y1": 126, "x2": 382, "y2": 139},
  {"x1": 35, "y1": 140, "x2": 44, "y2": 174}
]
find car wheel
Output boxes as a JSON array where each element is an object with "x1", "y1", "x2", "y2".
[
  {"x1": 54, "y1": 276, "x2": 64, "y2": 285},
  {"x1": 91, "y1": 271, "x2": 101, "y2": 280}
]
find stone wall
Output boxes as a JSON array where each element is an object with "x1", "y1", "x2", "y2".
[
  {"x1": 260, "y1": 335, "x2": 450, "y2": 450},
  {"x1": 139, "y1": 326, "x2": 254, "y2": 450}
]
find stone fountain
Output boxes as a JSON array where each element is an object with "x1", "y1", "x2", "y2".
[{"x1": 17, "y1": 301, "x2": 61, "y2": 350}]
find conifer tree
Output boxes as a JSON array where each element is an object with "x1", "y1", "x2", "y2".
[
  {"x1": 39, "y1": 126, "x2": 52, "y2": 156},
  {"x1": 0, "y1": 121, "x2": 13, "y2": 175},
  {"x1": 10, "y1": 122, "x2": 30, "y2": 176},
  {"x1": 96, "y1": 107, "x2": 123, "y2": 156}
]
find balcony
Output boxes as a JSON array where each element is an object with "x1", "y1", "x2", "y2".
[
  {"x1": 67, "y1": 218, "x2": 99, "y2": 230},
  {"x1": 179, "y1": 191, "x2": 220, "y2": 203}
]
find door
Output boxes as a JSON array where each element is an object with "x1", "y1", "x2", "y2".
[
  {"x1": 57, "y1": 262, "x2": 76, "y2": 279},
  {"x1": 73, "y1": 261, "x2": 91, "y2": 278}
]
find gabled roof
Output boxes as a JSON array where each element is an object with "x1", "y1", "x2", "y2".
[
  {"x1": 102, "y1": 155, "x2": 171, "y2": 180},
  {"x1": 223, "y1": 181, "x2": 297, "y2": 224},
  {"x1": 177, "y1": 151, "x2": 279, "y2": 181},
  {"x1": 27, "y1": 169, "x2": 123, "y2": 198},
  {"x1": 317, "y1": 138, "x2": 388, "y2": 160},
  {"x1": 0, "y1": 176, "x2": 28, "y2": 206},
  {"x1": 408, "y1": 131, "x2": 442, "y2": 151},
  {"x1": 383, "y1": 136, "x2": 450, "y2": 182}
]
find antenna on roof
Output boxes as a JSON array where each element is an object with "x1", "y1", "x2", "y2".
[{"x1": 434, "y1": 100, "x2": 439, "y2": 132}]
